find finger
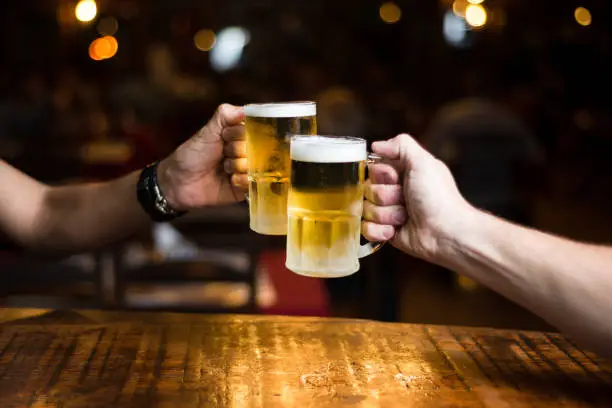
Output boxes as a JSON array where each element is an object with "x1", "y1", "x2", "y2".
[
  {"x1": 223, "y1": 140, "x2": 246, "y2": 158},
  {"x1": 372, "y1": 133, "x2": 430, "y2": 170},
  {"x1": 224, "y1": 158, "x2": 248, "y2": 174},
  {"x1": 222, "y1": 124, "x2": 245, "y2": 142},
  {"x1": 365, "y1": 181, "x2": 404, "y2": 206},
  {"x1": 361, "y1": 221, "x2": 396, "y2": 242},
  {"x1": 363, "y1": 201, "x2": 406, "y2": 226},
  {"x1": 215, "y1": 104, "x2": 245, "y2": 128},
  {"x1": 197, "y1": 104, "x2": 245, "y2": 143},
  {"x1": 368, "y1": 162, "x2": 400, "y2": 185},
  {"x1": 231, "y1": 174, "x2": 249, "y2": 190}
]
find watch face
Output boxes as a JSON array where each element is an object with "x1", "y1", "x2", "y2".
[
  {"x1": 155, "y1": 198, "x2": 167, "y2": 213},
  {"x1": 155, "y1": 200, "x2": 164, "y2": 213},
  {"x1": 155, "y1": 197, "x2": 177, "y2": 215}
]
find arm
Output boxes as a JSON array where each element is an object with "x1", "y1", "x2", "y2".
[
  {"x1": 362, "y1": 133, "x2": 612, "y2": 357},
  {"x1": 441, "y1": 208, "x2": 612, "y2": 357},
  {"x1": 0, "y1": 104, "x2": 247, "y2": 254},
  {"x1": 0, "y1": 162, "x2": 147, "y2": 252}
]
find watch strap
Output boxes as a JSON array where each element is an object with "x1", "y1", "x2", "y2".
[{"x1": 137, "y1": 161, "x2": 187, "y2": 222}]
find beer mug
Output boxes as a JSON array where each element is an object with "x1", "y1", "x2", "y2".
[
  {"x1": 285, "y1": 135, "x2": 385, "y2": 278},
  {"x1": 244, "y1": 102, "x2": 317, "y2": 236}
]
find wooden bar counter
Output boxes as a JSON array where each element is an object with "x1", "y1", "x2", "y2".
[{"x1": 0, "y1": 308, "x2": 610, "y2": 407}]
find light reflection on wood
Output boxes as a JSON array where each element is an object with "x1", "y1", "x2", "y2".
[{"x1": 0, "y1": 309, "x2": 609, "y2": 406}]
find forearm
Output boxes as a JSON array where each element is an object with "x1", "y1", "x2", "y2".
[
  {"x1": 0, "y1": 104, "x2": 246, "y2": 253},
  {"x1": 439, "y1": 209, "x2": 612, "y2": 356},
  {"x1": 30, "y1": 171, "x2": 150, "y2": 253}
]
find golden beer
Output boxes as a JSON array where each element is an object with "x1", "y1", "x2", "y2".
[
  {"x1": 286, "y1": 136, "x2": 382, "y2": 278},
  {"x1": 244, "y1": 102, "x2": 317, "y2": 235}
]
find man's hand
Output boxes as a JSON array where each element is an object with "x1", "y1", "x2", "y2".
[
  {"x1": 157, "y1": 104, "x2": 248, "y2": 210},
  {"x1": 362, "y1": 133, "x2": 474, "y2": 262}
]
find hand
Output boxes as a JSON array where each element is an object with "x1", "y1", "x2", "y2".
[
  {"x1": 362, "y1": 134, "x2": 474, "y2": 262},
  {"x1": 157, "y1": 104, "x2": 248, "y2": 210}
]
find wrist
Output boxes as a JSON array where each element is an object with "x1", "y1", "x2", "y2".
[
  {"x1": 156, "y1": 158, "x2": 185, "y2": 211},
  {"x1": 433, "y1": 203, "x2": 488, "y2": 268}
]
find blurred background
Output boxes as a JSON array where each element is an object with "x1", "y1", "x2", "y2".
[{"x1": 1, "y1": 0, "x2": 611, "y2": 330}]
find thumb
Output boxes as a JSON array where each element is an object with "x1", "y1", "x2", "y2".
[
  {"x1": 197, "y1": 104, "x2": 245, "y2": 143},
  {"x1": 372, "y1": 133, "x2": 431, "y2": 172}
]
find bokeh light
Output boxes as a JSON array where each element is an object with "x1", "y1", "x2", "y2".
[
  {"x1": 97, "y1": 17, "x2": 118, "y2": 36},
  {"x1": 89, "y1": 36, "x2": 119, "y2": 61},
  {"x1": 574, "y1": 7, "x2": 592, "y2": 27},
  {"x1": 194, "y1": 29, "x2": 217, "y2": 52},
  {"x1": 452, "y1": 0, "x2": 468, "y2": 18},
  {"x1": 465, "y1": 4, "x2": 487, "y2": 28},
  {"x1": 210, "y1": 27, "x2": 250, "y2": 72},
  {"x1": 379, "y1": 2, "x2": 402, "y2": 24},
  {"x1": 75, "y1": 0, "x2": 98, "y2": 23},
  {"x1": 443, "y1": 10, "x2": 469, "y2": 48}
]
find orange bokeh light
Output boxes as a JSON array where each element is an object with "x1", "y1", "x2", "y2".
[{"x1": 89, "y1": 36, "x2": 119, "y2": 61}]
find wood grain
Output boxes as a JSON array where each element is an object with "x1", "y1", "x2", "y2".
[{"x1": 0, "y1": 308, "x2": 609, "y2": 407}]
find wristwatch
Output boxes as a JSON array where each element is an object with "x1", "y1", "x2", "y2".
[{"x1": 136, "y1": 161, "x2": 187, "y2": 222}]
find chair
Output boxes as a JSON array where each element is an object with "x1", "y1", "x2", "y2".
[{"x1": 110, "y1": 203, "x2": 267, "y2": 314}]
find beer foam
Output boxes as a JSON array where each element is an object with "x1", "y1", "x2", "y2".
[
  {"x1": 244, "y1": 102, "x2": 316, "y2": 118},
  {"x1": 291, "y1": 136, "x2": 367, "y2": 163}
]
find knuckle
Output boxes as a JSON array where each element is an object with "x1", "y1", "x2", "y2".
[
  {"x1": 371, "y1": 186, "x2": 385, "y2": 204},
  {"x1": 379, "y1": 208, "x2": 394, "y2": 224},
  {"x1": 361, "y1": 221, "x2": 377, "y2": 239},
  {"x1": 396, "y1": 133, "x2": 411, "y2": 144},
  {"x1": 217, "y1": 103, "x2": 230, "y2": 114},
  {"x1": 370, "y1": 206, "x2": 387, "y2": 224}
]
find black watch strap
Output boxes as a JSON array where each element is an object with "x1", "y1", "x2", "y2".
[{"x1": 136, "y1": 161, "x2": 187, "y2": 222}]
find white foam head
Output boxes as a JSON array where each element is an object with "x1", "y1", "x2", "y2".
[
  {"x1": 290, "y1": 135, "x2": 367, "y2": 163},
  {"x1": 244, "y1": 101, "x2": 316, "y2": 118}
]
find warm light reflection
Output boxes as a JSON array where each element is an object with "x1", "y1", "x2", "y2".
[
  {"x1": 81, "y1": 141, "x2": 132, "y2": 164},
  {"x1": 379, "y1": 2, "x2": 402, "y2": 24},
  {"x1": 452, "y1": 0, "x2": 468, "y2": 18},
  {"x1": 89, "y1": 36, "x2": 118, "y2": 61},
  {"x1": 467, "y1": 0, "x2": 484, "y2": 4},
  {"x1": 97, "y1": 17, "x2": 118, "y2": 36},
  {"x1": 194, "y1": 29, "x2": 217, "y2": 52},
  {"x1": 75, "y1": 0, "x2": 97, "y2": 23},
  {"x1": 465, "y1": 4, "x2": 487, "y2": 27},
  {"x1": 456, "y1": 275, "x2": 479, "y2": 292},
  {"x1": 574, "y1": 7, "x2": 592, "y2": 26}
]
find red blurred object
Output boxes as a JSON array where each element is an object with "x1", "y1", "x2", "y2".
[{"x1": 258, "y1": 250, "x2": 330, "y2": 317}]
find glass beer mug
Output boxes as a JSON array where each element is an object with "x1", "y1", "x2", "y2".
[
  {"x1": 285, "y1": 135, "x2": 385, "y2": 278},
  {"x1": 243, "y1": 102, "x2": 317, "y2": 235}
]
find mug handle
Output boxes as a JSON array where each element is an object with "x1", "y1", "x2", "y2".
[
  {"x1": 241, "y1": 121, "x2": 250, "y2": 203},
  {"x1": 358, "y1": 153, "x2": 386, "y2": 258}
]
